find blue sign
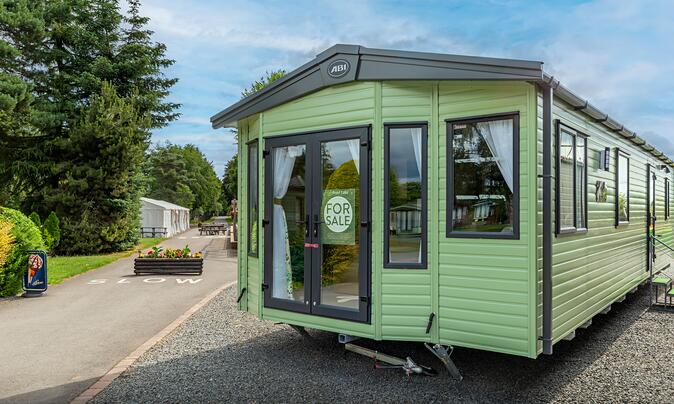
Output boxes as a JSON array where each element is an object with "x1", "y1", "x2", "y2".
[{"x1": 23, "y1": 250, "x2": 48, "y2": 293}]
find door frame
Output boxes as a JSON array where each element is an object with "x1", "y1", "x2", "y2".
[
  {"x1": 262, "y1": 125, "x2": 372, "y2": 323},
  {"x1": 262, "y1": 135, "x2": 312, "y2": 314}
]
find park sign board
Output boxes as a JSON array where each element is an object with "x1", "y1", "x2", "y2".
[
  {"x1": 321, "y1": 188, "x2": 356, "y2": 245},
  {"x1": 23, "y1": 250, "x2": 48, "y2": 293}
]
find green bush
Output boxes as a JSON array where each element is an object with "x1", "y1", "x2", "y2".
[
  {"x1": 43, "y1": 211, "x2": 60, "y2": 253},
  {"x1": 29, "y1": 212, "x2": 41, "y2": 227},
  {"x1": 0, "y1": 207, "x2": 45, "y2": 297}
]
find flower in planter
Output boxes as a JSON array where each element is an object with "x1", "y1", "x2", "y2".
[{"x1": 136, "y1": 245, "x2": 202, "y2": 259}]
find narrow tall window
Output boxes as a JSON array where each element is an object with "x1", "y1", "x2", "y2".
[
  {"x1": 384, "y1": 124, "x2": 427, "y2": 268},
  {"x1": 616, "y1": 150, "x2": 630, "y2": 225},
  {"x1": 556, "y1": 123, "x2": 588, "y2": 234},
  {"x1": 666, "y1": 178, "x2": 670, "y2": 220},
  {"x1": 247, "y1": 140, "x2": 259, "y2": 256},
  {"x1": 447, "y1": 113, "x2": 519, "y2": 239}
]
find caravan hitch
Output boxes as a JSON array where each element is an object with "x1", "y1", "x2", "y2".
[{"x1": 424, "y1": 343, "x2": 463, "y2": 381}]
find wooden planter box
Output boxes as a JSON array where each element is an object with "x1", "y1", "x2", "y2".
[{"x1": 134, "y1": 258, "x2": 203, "y2": 275}]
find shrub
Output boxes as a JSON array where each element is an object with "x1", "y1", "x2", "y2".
[
  {"x1": 0, "y1": 207, "x2": 45, "y2": 297},
  {"x1": 29, "y1": 212, "x2": 41, "y2": 227},
  {"x1": 43, "y1": 211, "x2": 61, "y2": 253},
  {"x1": 0, "y1": 221, "x2": 15, "y2": 268}
]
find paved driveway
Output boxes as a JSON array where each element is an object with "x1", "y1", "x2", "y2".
[{"x1": 0, "y1": 228, "x2": 236, "y2": 404}]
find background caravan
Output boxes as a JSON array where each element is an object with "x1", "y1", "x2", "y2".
[{"x1": 210, "y1": 45, "x2": 673, "y2": 367}]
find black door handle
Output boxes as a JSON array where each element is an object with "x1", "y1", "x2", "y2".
[{"x1": 313, "y1": 214, "x2": 322, "y2": 237}]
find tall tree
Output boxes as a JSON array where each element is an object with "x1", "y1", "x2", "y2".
[
  {"x1": 221, "y1": 154, "x2": 238, "y2": 206},
  {"x1": 0, "y1": 0, "x2": 179, "y2": 254},
  {"x1": 49, "y1": 82, "x2": 150, "y2": 254},
  {"x1": 145, "y1": 144, "x2": 222, "y2": 221},
  {"x1": 117, "y1": 0, "x2": 179, "y2": 127}
]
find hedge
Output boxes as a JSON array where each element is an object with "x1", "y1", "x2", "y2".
[{"x1": 0, "y1": 207, "x2": 45, "y2": 297}]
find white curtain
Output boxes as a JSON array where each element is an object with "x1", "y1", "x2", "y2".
[
  {"x1": 346, "y1": 139, "x2": 360, "y2": 173},
  {"x1": 411, "y1": 128, "x2": 422, "y2": 179},
  {"x1": 272, "y1": 145, "x2": 304, "y2": 299},
  {"x1": 410, "y1": 128, "x2": 423, "y2": 263},
  {"x1": 476, "y1": 119, "x2": 514, "y2": 192}
]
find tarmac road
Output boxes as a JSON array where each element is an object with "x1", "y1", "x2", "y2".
[{"x1": 0, "y1": 228, "x2": 236, "y2": 404}]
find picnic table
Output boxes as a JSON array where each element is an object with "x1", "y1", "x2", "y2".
[{"x1": 199, "y1": 223, "x2": 227, "y2": 235}]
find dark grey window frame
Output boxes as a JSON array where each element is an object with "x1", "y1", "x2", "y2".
[
  {"x1": 247, "y1": 139, "x2": 259, "y2": 257},
  {"x1": 615, "y1": 149, "x2": 630, "y2": 227},
  {"x1": 446, "y1": 112, "x2": 520, "y2": 240},
  {"x1": 555, "y1": 121, "x2": 589, "y2": 236},
  {"x1": 383, "y1": 122, "x2": 428, "y2": 269}
]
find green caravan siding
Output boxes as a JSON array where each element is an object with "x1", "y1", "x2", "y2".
[
  {"x1": 259, "y1": 81, "x2": 377, "y2": 338},
  {"x1": 437, "y1": 82, "x2": 538, "y2": 357},
  {"x1": 237, "y1": 119, "x2": 247, "y2": 312},
  {"x1": 262, "y1": 82, "x2": 375, "y2": 135},
  {"x1": 380, "y1": 82, "x2": 434, "y2": 341},
  {"x1": 249, "y1": 116, "x2": 262, "y2": 316},
  {"x1": 236, "y1": 116, "x2": 262, "y2": 315},
  {"x1": 544, "y1": 98, "x2": 660, "y2": 346},
  {"x1": 535, "y1": 91, "x2": 544, "y2": 354}
]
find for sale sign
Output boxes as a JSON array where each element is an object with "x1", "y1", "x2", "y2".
[
  {"x1": 321, "y1": 188, "x2": 356, "y2": 245},
  {"x1": 24, "y1": 250, "x2": 48, "y2": 293}
]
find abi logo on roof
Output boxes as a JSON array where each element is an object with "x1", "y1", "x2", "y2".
[{"x1": 327, "y1": 59, "x2": 350, "y2": 78}]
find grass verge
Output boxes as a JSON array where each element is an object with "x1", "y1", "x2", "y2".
[{"x1": 48, "y1": 238, "x2": 166, "y2": 284}]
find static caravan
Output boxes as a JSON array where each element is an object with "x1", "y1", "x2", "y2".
[{"x1": 210, "y1": 45, "x2": 673, "y2": 366}]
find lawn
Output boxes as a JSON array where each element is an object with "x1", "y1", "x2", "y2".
[{"x1": 48, "y1": 238, "x2": 165, "y2": 284}]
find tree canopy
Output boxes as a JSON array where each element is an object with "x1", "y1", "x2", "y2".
[
  {"x1": 241, "y1": 70, "x2": 286, "y2": 98},
  {"x1": 0, "y1": 0, "x2": 178, "y2": 254},
  {"x1": 145, "y1": 144, "x2": 222, "y2": 221}
]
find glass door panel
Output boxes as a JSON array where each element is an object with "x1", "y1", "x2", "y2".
[
  {"x1": 317, "y1": 138, "x2": 361, "y2": 311},
  {"x1": 264, "y1": 142, "x2": 310, "y2": 312},
  {"x1": 313, "y1": 134, "x2": 369, "y2": 319}
]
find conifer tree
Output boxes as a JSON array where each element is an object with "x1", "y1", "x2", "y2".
[{"x1": 0, "y1": 0, "x2": 178, "y2": 254}]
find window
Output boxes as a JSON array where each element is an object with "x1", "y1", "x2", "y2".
[
  {"x1": 666, "y1": 178, "x2": 670, "y2": 220},
  {"x1": 247, "y1": 140, "x2": 259, "y2": 256},
  {"x1": 384, "y1": 123, "x2": 427, "y2": 268},
  {"x1": 555, "y1": 123, "x2": 588, "y2": 234},
  {"x1": 616, "y1": 150, "x2": 630, "y2": 225},
  {"x1": 447, "y1": 113, "x2": 519, "y2": 239}
]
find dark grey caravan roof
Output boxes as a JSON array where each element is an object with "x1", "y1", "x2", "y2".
[{"x1": 210, "y1": 44, "x2": 672, "y2": 166}]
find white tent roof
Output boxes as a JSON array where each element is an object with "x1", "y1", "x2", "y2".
[{"x1": 140, "y1": 197, "x2": 190, "y2": 211}]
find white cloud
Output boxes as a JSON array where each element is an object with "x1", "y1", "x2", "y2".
[{"x1": 144, "y1": 0, "x2": 674, "y2": 163}]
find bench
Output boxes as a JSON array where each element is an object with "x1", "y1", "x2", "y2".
[{"x1": 140, "y1": 227, "x2": 168, "y2": 238}]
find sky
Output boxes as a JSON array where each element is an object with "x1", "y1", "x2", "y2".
[{"x1": 138, "y1": 0, "x2": 674, "y2": 177}]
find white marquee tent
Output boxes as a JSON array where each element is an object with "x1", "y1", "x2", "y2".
[{"x1": 140, "y1": 197, "x2": 190, "y2": 237}]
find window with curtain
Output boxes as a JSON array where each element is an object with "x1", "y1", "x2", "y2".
[
  {"x1": 556, "y1": 124, "x2": 588, "y2": 234},
  {"x1": 247, "y1": 140, "x2": 259, "y2": 256},
  {"x1": 616, "y1": 151, "x2": 629, "y2": 225},
  {"x1": 447, "y1": 113, "x2": 519, "y2": 239},
  {"x1": 384, "y1": 124, "x2": 427, "y2": 268}
]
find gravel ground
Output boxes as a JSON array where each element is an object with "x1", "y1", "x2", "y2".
[{"x1": 93, "y1": 286, "x2": 674, "y2": 403}]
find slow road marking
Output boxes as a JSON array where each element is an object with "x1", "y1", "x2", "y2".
[{"x1": 87, "y1": 278, "x2": 202, "y2": 285}]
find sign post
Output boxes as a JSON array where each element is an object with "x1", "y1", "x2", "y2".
[{"x1": 23, "y1": 250, "x2": 48, "y2": 297}]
